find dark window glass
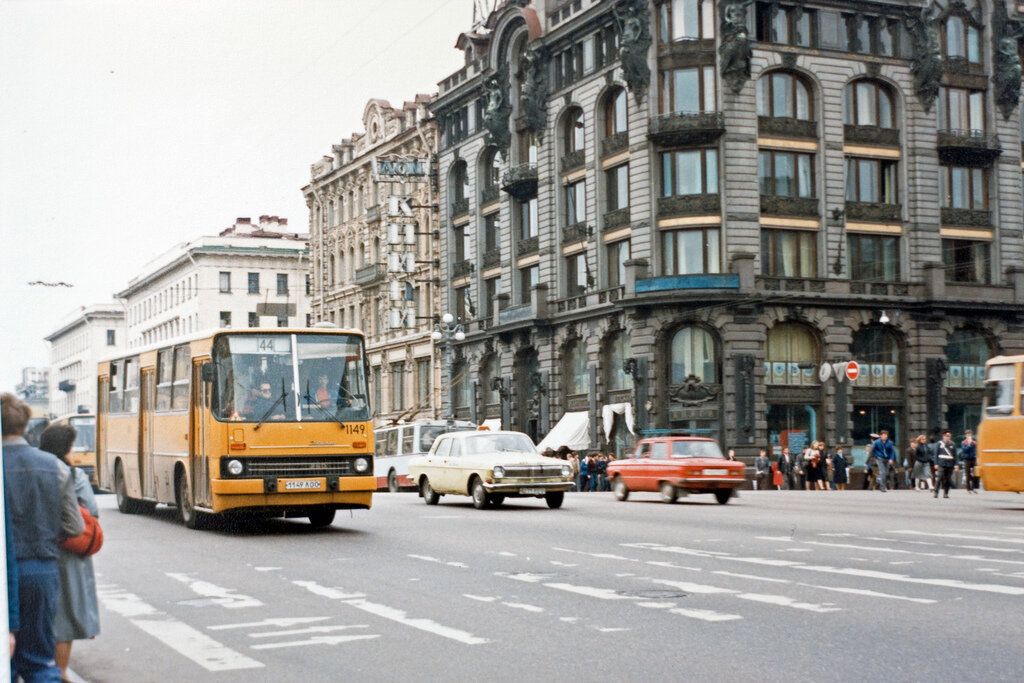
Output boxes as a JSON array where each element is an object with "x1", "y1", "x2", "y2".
[
  {"x1": 848, "y1": 233, "x2": 900, "y2": 282},
  {"x1": 761, "y1": 229, "x2": 817, "y2": 277},
  {"x1": 942, "y1": 239, "x2": 990, "y2": 284}
]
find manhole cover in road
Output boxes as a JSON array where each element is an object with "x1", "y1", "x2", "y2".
[{"x1": 618, "y1": 589, "x2": 687, "y2": 599}]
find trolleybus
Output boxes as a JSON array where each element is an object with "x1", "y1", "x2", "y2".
[
  {"x1": 978, "y1": 354, "x2": 1024, "y2": 492},
  {"x1": 96, "y1": 327, "x2": 374, "y2": 528},
  {"x1": 373, "y1": 420, "x2": 475, "y2": 491}
]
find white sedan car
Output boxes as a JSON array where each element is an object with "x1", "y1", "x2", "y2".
[{"x1": 408, "y1": 430, "x2": 574, "y2": 509}]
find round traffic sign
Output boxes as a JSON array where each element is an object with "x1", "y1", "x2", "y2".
[{"x1": 845, "y1": 361, "x2": 861, "y2": 381}]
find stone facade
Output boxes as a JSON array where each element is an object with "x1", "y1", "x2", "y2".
[
  {"x1": 303, "y1": 97, "x2": 443, "y2": 427},
  {"x1": 45, "y1": 304, "x2": 125, "y2": 416},
  {"x1": 429, "y1": 0, "x2": 1024, "y2": 461}
]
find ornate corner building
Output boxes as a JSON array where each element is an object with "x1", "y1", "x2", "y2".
[
  {"x1": 429, "y1": 0, "x2": 1024, "y2": 457},
  {"x1": 303, "y1": 97, "x2": 443, "y2": 426}
]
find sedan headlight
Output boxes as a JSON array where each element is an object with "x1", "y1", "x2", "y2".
[
  {"x1": 492, "y1": 466, "x2": 505, "y2": 479},
  {"x1": 561, "y1": 465, "x2": 572, "y2": 478},
  {"x1": 354, "y1": 457, "x2": 369, "y2": 473},
  {"x1": 227, "y1": 459, "x2": 244, "y2": 476}
]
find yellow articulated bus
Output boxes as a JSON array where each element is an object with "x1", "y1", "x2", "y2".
[
  {"x1": 52, "y1": 413, "x2": 98, "y2": 487},
  {"x1": 96, "y1": 327, "x2": 375, "y2": 529},
  {"x1": 978, "y1": 354, "x2": 1024, "y2": 492}
]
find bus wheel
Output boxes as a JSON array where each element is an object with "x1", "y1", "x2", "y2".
[
  {"x1": 421, "y1": 478, "x2": 440, "y2": 505},
  {"x1": 176, "y1": 472, "x2": 204, "y2": 530},
  {"x1": 115, "y1": 461, "x2": 144, "y2": 515},
  {"x1": 387, "y1": 470, "x2": 399, "y2": 493},
  {"x1": 308, "y1": 509, "x2": 335, "y2": 527}
]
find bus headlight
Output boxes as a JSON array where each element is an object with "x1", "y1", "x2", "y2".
[
  {"x1": 493, "y1": 466, "x2": 505, "y2": 479},
  {"x1": 227, "y1": 459, "x2": 244, "y2": 476},
  {"x1": 353, "y1": 457, "x2": 369, "y2": 473},
  {"x1": 561, "y1": 465, "x2": 572, "y2": 478}
]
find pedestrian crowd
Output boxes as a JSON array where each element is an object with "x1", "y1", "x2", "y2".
[
  {"x1": 4, "y1": 392, "x2": 101, "y2": 682},
  {"x1": 750, "y1": 428, "x2": 978, "y2": 496},
  {"x1": 543, "y1": 447, "x2": 613, "y2": 492}
]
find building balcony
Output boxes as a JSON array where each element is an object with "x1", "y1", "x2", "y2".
[
  {"x1": 843, "y1": 125, "x2": 900, "y2": 147},
  {"x1": 657, "y1": 193, "x2": 721, "y2": 218},
  {"x1": 561, "y1": 222, "x2": 590, "y2": 244},
  {"x1": 758, "y1": 116, "x2": 817, "y2": 139},
  {"x1": 848, "y1": 280, "x2": 912, "y2": 297},
  {"x1": 354, "y1": 263, "x2": 386, "y2": 287},
  {"x1": 451, "y1": 197, "x2": 469, "y2": 220},
  {"x1": 600, "y1": 131, "x2": 629, "y2": 158},
  {"x1": 936, "y1": 129, "x2": 1001, "y2": 164},
  {"x1": 648, "y1": 111, "x2": 725, "y2": 146},
  {"x1": 552, "y1": 286, "x2": 625, "y2": 313},
  {"x1": 602, "y1": 208, "x2": 631, "y2": 230},
  {"x1": 452, "y1": 259, "x2": 474, "y2": 279},
  {"x1": 940, "y1": 207, "x2": 992, "y2": 227},
  {"x1": 845, "y1": 201, "x2": 902, "y2": 223},
  {"x1": 517, "y1": 235, "x2": 539, "y2": 256},
  {"x1": 560, "y1": 150, "x2": 585, "y2": 174},
  {"x1": 760, "y1": 195, "x2": 820, "y2": 218},
  {"x1": 482, "y1": 246, "x2": 502, "y2": 269},
  {"x1": 480, "y1": 184, "x2": 500, "y2": 206},
  {"x1": 501, "y1": 163, "x2": 538, "y2": 200}
]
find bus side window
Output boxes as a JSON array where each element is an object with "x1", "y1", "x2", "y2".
[
  {"x1": 373, "y1": 430, "x2": 386, "y2": 457},
  {"x1": 401, "y1": 428, "x2": 415, "y2": 455},
  {"x1": 385, "y1": 429, "x2": 399, "y2": 455}
]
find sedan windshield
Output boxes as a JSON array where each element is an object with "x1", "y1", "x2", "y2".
[
  {"x1": 462, "y1": 433, "x2": 538, "y2": 456},
  {"x1": 670, "y1": 441, "x2": 724, "y2": 458}
]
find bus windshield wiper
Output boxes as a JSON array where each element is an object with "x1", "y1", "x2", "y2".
[
  {"x1": 302, "y1": 381, "x2": 346, "y2": 429},
  {"x1": 253, "y1": 379, "x2": 288, "y2": 432}
]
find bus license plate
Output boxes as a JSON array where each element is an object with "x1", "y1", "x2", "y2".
[
  {"x1": 519, "y1": 487, "x2": 546, "y2": 495},
  {"x1": 283, "y1": 479, "x2": 324, "y2": 491}
]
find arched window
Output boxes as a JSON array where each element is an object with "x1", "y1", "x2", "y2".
[
  {"x1": 945, "y1": 328, "x2": 990, "y2": 388},
  {"x1": 851, "y1": 327, "x2": 901, "y2": 387},
  {"x1": 563, "y1": 108, "x2": 585, "y2": 154},
  {"x1": 765, "y1": 323, "x2": 818, "y2": 385},
  {"x1": 604, "y1": 88, "x2": 628, "y2": 138},
  {"x1": 450, "y1": 160, "x2": 470, "y2": 203},
  {"x1": 563, "y1": 339, "x2": 589, "y2": 395},
  {"x1": 669, "y1": 327, "x2": 717, "y2": 384},
  {"x1": 757, "y1": 71, "x2": 813, "y2": 120},
  {"x1": 481, "y1": 147, "x2": 501, "y2": 192},
  {"x1": 605, "y1": 331, "x2": 632, "y2": 392},
  {"x1": 842, "y1": 80, "x2": 894, "y2": 128}
]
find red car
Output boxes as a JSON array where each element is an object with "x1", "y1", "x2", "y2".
[{"x1": 606, "y1": 437, "x2": 745, "y2": 504}]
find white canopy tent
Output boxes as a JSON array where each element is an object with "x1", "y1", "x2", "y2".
[{"x1": 536, "y1": 411, "x2": 590, "y2": 452}]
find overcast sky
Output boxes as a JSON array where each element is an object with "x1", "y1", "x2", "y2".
[{"x1": 0, "y1": 0, "x2": 470, "y2": 389}]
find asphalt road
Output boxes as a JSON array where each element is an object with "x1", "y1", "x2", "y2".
[{"x1": 71, "y1": 487, "x2": 1024, "y2": 682}]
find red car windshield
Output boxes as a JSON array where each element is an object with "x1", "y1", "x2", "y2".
[{"x1": 670, "y1": 441, "x2": 724, "y2": 458}]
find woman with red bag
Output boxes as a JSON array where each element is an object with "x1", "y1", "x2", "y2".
[{"x1": 39, "y1": 424, "x2": 100, "y2": 682}]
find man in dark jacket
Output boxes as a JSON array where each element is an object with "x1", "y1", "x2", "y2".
[
  {"x1": 2, "y1": 393, "x2": 84, "y2": 682},
  {"x1": 776, "y1": 447, "x2": 796, "y2": 490},
  {"x1": 933, "y1": 430, "x2": 961, "y2": 499},
  {"x1": 960, "y1": 429, "x2": 978, "y2": 493},
  {"x1": 870, "y1": 430, "x2": 896, "y2": 492}
]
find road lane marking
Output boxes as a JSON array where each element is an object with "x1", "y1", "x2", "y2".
[
  {"x1": 503, "y1": 602, "x2": 544, "y2": 613},
  {"x1": 798, "y1": 584, "x2": 937, "y2": 604},
  {"x1": 98, "y1": 587, "x2": 263, "y2": 672},
  {"x1": 250, "y1": 635, "x2": 380, "y2": 650},
  {"x1": 543, "y1": 583, "x2": 634, "y2": 600},
  {"x1": 736, "y1": 593, "x2": 841, "y2": 613},
  {"x1": 209, "y1": 617, "x2": 330, "y2": 631},
  {"x1": 253, "y1": 567, "x2": 281, "y2": 572},
  {"x1": 713, "y1": 571, "x2": 791, "y2": 584},
  {"x1": 463, "y1": 595, "x2": 497, "y2": 602},
  {"x1": 293, "y1": 580, "x2": 490, "y2": 645},
  {"x1": 408, "y1": 554, "x2": 468, "y2": 568},
  {"x1": 650, "y1": 579, "x2": 736, "y2": 595},
  {"x1": 668, "y1": 607, "x2": 742, "y2": 622},
  {"x1": 890, "y1": 530, "x2": 1024, "y2": 545},
  {"x1": 249, "y1": 625, "x2": 370, "y2": 638},
  {"x1": 797, "y1": 565, "x2": 1024, "y2": 595},
  {"x1": 166, "y1": 573, "x2": 263, "y2": 609}
]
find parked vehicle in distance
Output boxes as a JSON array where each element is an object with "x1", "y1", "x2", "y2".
[
  {"x1": 25, "y1": 416, "x2": 49, "y2": 447},
  {"x1": 408, "y1": 430, "x2": 574, "y2": 509},
  {"x1": 373, "y1": 420, "x2": 475, "y2": 492},
  {"x1": 52, "y1": 413, "x2": 97, "y2": 487},
  {"x1": 606, "y1": 436, "x2": 745, "y2": 504}
]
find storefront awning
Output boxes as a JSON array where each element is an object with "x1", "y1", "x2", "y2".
[{"x1": 537, "y1": 411, "x2": 590, "y2": 452}]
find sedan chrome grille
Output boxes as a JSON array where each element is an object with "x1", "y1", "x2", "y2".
[{"x1": 501, "y1": 465, "x2": 565, "y2": 479}]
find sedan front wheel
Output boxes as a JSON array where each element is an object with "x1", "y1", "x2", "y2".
[
  {"x1": 471, "y1": 477, "x2": 490, "y2": 510},
  {"x1": 659, "y1": 481, "x2": 678, "y2": 504},
  {"x1": 545, "y1": 491, "x2": 564, "y2": 509}
]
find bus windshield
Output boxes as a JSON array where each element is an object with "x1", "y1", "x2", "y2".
[
  {"x1": 212, "y1": 333, "x2": 370, "y2": 423},
  {"x1": 68, "y1": 416, "x2": 96, "y2": 450}
]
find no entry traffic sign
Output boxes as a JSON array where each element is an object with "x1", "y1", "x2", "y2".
[{"x1": 845, "y1": 361, "x2": 861, "y2": 381}]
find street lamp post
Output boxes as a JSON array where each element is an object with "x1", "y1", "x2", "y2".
[{"x1": 431, "y1": 313, "x2": 466, "y2": 431}]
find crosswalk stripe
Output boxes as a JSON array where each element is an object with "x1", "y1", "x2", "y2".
[{"x1": 166, "y1": 573, "x2": 263, "y2": 609}]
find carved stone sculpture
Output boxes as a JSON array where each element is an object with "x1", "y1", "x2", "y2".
[
  {"x1": 993, "y1": 0, "x2": 1024, "y2": 120},
  {"x1": 614, "y1": 0, "x2": 652, "y2": 104},
  {"x1": 519, "y1": 45, "x2": 549, "y2": 139},
  {"x1": 482, "y1": 67, "x2": 512, "y2": 151},
  {"x1": 719, "y1": 0, "x2": 753, "y2": 95},
  {"x1": 904, "y1": 3, "x2": 942, "y2": 113}
]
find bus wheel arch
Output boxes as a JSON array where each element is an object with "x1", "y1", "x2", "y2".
[{"x1": 114, "y1": 459, "x2": 144, "y2": 515}]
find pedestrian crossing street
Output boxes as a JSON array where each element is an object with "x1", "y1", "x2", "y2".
[{"x1": 95, "y1": 522, "x2": 1024, "y2": 672}]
